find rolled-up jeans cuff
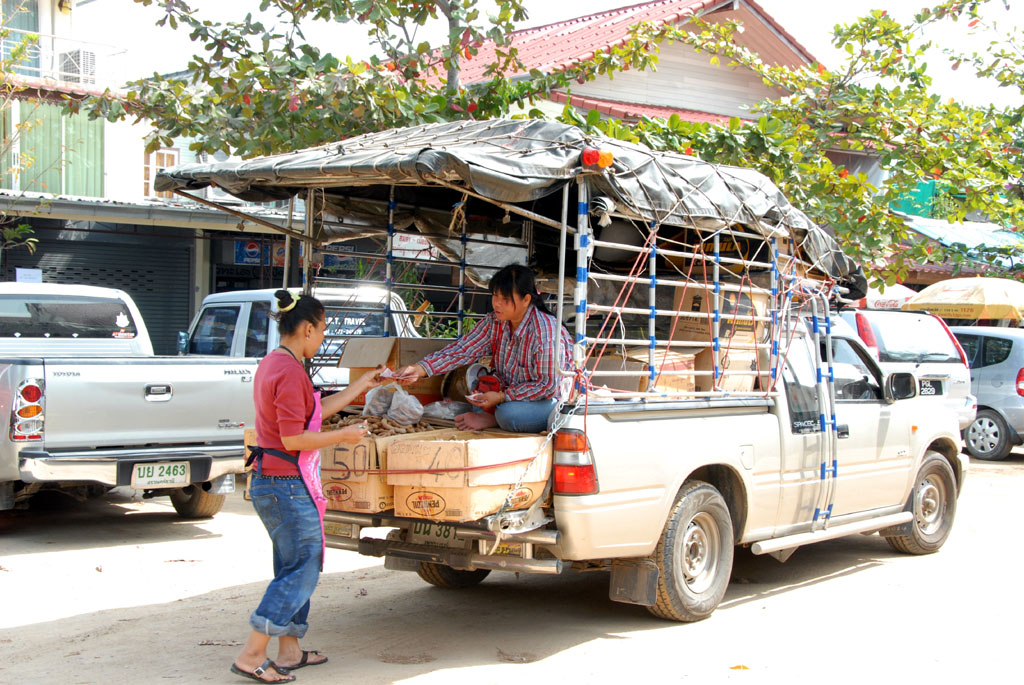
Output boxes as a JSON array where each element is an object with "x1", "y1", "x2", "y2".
[{"x1": 248, "y1": 611, "x2": 309, "y2": 638}]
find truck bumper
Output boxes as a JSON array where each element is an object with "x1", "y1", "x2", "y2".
[{"x1": 17, "y1": 445, "x2": 245, "y2": 487}]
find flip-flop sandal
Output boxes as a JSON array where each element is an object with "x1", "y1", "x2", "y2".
[
  {"x1": 230, "y1": 659, "x2": 296, "y2": 683},
  {"x1": 280, "y1": 650, "x2": 328, "y2": 670}
]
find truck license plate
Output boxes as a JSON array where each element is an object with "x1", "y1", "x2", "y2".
[
  {"x1": 323, "y1": 522, "x2": 353, "y2": 538},
  {"x1": 408, "y1": 521, "x2": 469, "y2": 549},
  {"x1": 919, "y1": 379, "x2": 944, "y2": 396},
  {"x1": 132, "y1": 462, "x2": 189, "y2": 489}
]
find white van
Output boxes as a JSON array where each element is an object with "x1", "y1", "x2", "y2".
[{"x1": 839, "y1": 308, "x2": 976, "y2": 430}]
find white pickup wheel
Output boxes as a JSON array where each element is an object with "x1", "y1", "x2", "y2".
[
  {"x1": 169, "y1": 484, "x2": 226, "y2": 518},
  {"x1": 416, "y1": 563, "x2": 490, "y2": 589},
  {"x1": 648, "y1": 481, "x2": 734, "y2": 622},
  {"x1": 884, "y1": 452, "x2": 957, "y2": 555}
]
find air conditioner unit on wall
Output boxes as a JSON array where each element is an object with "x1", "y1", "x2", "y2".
[{"x1": 60, "y1": 49, "x2": 96, "y2": 84}]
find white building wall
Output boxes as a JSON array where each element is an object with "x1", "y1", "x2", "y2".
[{"x1": 568, "y1": 41, "x2": 784, "y2": 118}]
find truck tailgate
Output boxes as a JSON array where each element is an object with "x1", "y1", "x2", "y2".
[{"x1": 42, "y1": 358, "x2": 257, "y2": 451}]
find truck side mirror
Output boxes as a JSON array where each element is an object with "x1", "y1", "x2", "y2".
[
  {"x1": 177, "y1": 331, "x2": 189, "y2": 355},
  {"x1": 884, "y1": 372, "x2": 917, "y2": 403}
]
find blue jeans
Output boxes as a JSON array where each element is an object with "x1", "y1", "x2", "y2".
[
  {"x1": 248, "y1": 476, "x2": 323, "y2": 638},
  {"x1": 493, "y1": 398, "x2": 558, "y2": 433}
]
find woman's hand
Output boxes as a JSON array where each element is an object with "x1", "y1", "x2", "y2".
[
  {"x1": 357, "y1": 364, "x2": 386, "y2": 390},
  {"x1": 334, "y1": 422, "x2": 369, "y2": 445},
  {"x1": 465, "y1": 390, "x2": 503, "y2": 411},
  {"x1": 394, "y1": 363, "x2": 427, "y2": 386}
]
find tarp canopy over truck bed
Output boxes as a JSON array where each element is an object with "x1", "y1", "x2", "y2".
[{"x1": 156, "y1": 118, "x2": 865, "y2": 298}]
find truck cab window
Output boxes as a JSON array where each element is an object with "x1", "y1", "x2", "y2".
[
  {"x1": 189, "y1": 306, "x2": 240, "y2": 355},
  {"x1": 245, "y1": 302, "x2": 270, "y2": 357},
  {"x1": 825, "y1": 338, "x2": 882, "y2": 401},
  {"x1": 781, "y1": 342, "x2": 820, "y2": 433}
]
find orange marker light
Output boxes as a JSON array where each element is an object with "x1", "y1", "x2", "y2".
[{"x1": 597, "y1": 150, "x2": 614, "y2": 168}]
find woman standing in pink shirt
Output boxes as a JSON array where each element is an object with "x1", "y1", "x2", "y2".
[{"x1": 232, "y1": 290, "x2": 381, "y2": 683}]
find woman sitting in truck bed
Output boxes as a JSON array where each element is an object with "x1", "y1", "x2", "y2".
[{"x1": 399, "y1": 264, "x2": 572, "y2": 433}]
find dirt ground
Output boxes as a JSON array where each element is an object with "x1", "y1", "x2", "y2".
[{"x1": 1, "y1": 452, "x2": 1022, "y2": 684}]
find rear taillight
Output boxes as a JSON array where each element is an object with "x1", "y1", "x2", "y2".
[
  {"x1": 935, "y1": 316, "x2": 969, "y2": 367},
  {"x1": 1017, "y1": 368, "x2": 1024, "y2": 397},
  {"x1": 553, "y1": 429, "x2": 598, "y2": 495},
  {"x1": 855, "y1": 313, "x2": 880, "y2": 360},
  {"x1": 10, "y1": 379, "x2": 44, "y2": 441}
]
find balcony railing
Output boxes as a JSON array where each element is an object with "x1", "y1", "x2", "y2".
[{"x1": 2, "y1": 28, "x2": 127, "y2": 91}]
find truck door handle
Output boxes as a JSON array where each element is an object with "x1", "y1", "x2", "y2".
[
  {"x1": 145, "y1": 384, "x2": 173, "y2": 402},
  {"x1": 837, "y1": 424, "x2": 850, "y2": 439}
]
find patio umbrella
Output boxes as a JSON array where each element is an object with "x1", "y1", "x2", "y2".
[
  {"x1": 851, "y1": 283, "x2": 917, "y2": 309},
  {"x1": 901, "y1": 277, "x2": 1024, "y2": 321}
]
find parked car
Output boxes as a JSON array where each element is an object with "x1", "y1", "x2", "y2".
[
  {"x1": 951, "y1": 326, "x2": 1024, "y2": 460},
  {"x1": 0, "y1": 283, "x2": 252, "y2": 516},
  {"x1": 838, "y1": 308, "x2": 975, "y2": 430}
]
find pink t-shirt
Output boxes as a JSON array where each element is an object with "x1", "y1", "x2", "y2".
[{"x1": 254, "y1": 349, "x2": 313, "y2": 476}]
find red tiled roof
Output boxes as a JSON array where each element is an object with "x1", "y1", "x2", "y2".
[
  {"x1": 547, "y1": 91, "x2": 745, "y2": 124},
  {"x1": 4, "y1": 74, "x2": 120, "y2": 101},
  {"x1": 433, "y1": 0, "x2": 817, "y2": 86}
]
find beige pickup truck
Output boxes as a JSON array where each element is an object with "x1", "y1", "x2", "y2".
[
  {"x1": 155, "y1": 118, "x2": 964, "y2": 621},
  {"x1": 321, "y1": 316, "x2": 963, "y2": 621}
]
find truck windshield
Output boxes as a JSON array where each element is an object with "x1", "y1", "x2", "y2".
[{"x1": 0, "y1": 294, "x2": 138, "y2": 339}]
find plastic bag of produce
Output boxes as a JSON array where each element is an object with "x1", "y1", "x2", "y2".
[
  {"x1": 387, "y1": 385, "x2": 424, "y2": 425},
  {"x1": 362, "y1": 384, "x2": 396, "y2": 417},
  {"x1": 422, "y1": 399, "x2": 473, "y2": 420}
]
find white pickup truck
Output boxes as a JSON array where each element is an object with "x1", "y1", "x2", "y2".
[
  {"x1": 156, "y1": 118, "x2": 966, "y2": 622},
  {"x1": 179, "y1": 286, "x2": 420, "y2": 387},
  {"x1": 0, "y1": 283, "x2": 255, "y2": 517}
]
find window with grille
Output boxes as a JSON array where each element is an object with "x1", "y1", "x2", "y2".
[{"x1": 143, "y1": 148, "x2": 179, "y2": 198}]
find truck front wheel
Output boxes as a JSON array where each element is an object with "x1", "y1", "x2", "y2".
[
  {"x1": 884, "y1": 452, "x2": 957, "y2": 555},
  {"x1": 648, "y1": 481, "x2": 734, "y2": 622},
  {"x1": 169, "y1": 484, "x2": 225, "y2": 519},
  {"x1": 416, "y1": 563, "x2": 490, "y2": 589}
]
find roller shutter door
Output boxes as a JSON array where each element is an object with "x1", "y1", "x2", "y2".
[{"x1": 4, "y1": 233, "x2": 193, "y2": 355}]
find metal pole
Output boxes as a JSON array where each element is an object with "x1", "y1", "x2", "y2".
[
  {"x1": 385, "y1": 186, "x2": 395, "y2": 337},
  {"x1": 574, "y1": 179, "x2": 590, "y2": 386},
  {"x1": 647, "y1": 222, "x2": 658, "y2": 394},
  {"x1": 303, "y1": 189, "x2": 314, "y2": 295},
  {"x1": 282, "y1": 196, "x2": 295, "y2": 288},
  {"x1": 712, "y1": 233, "x2": 721, "y2": 389},
  {"x1": 556, "y1": 183, "x2": 570, "y2": 378}
]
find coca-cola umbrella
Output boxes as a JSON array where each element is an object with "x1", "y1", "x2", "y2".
[
  {"x1": 851, "y1": 283, "x2": 917, "y2": 309},
  {"x1": 901, "y1": 277, "x2": 1024, "y2": 321}
]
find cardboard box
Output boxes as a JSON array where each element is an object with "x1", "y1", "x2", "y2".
[
  {"x1": 320, "y1": 428, "x2": 458, "y2": 514},
  {"x1": 585, "y1": 354, "x2": 647, "y2": 393},
  {"x1": 338, "y1": 337, "x2": 450, "y2": 405},
  {"x1": 694, "y1": 348, "x2": 759, "y2": 393},
  {"x1": 670, "y1": 287, "x2": 768, "y2": 344},
  {"x1": 633, "y1": 348, "x2": 698, "y2": 395},
  {"x1": 387, "y1": 432, "x2": 552, "y2": 523}
]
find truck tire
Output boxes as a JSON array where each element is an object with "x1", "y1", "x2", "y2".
[
  {"x1": 965, "y1": 409, "x2": 1012, "y2": 461},
  {"x1": 416, "y1": 562, "x2": 490, "y2": 589},
  {"x1": 169, "y1": 484, "x2": 225, "y2": 519},
  {"x1": 648, "y1": 481, "x2": 734, "y2": 622},
  {"x1": 885, "y1": 452, "x2": 957, "y2": 555}
]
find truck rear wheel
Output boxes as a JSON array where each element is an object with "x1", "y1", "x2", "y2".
[
  {"x1": 169, "y1": 484, "x2": 225, "y2": 519},
  {"x1": 648, "y1": 481, "x2": 734, "y2": 622},
  {"x1": 885, "y1": 452, "x2": 957, "y2": 555},
  {"x1": 416, "y1": 562, "x2": 490, "y2": 589}
]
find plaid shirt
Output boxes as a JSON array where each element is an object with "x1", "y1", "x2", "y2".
[{"x1": 421, "y1": 306, "x2": 572, "y2": 401}]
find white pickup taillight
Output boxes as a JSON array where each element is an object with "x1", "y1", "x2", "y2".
[
  {"x1": 1017, "y1": 369, "x2": 1024, "y2": 398},
  {"x1": 10, "y1": 379, "x2": 44, "y2": 441},
  {"x1": 553, "y1": 429, "x2": 598, "y2": 495}
]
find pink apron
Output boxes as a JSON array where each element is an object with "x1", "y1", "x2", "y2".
[{"x1": 297, "y1": 391, "x2": 327, "y2": 567}]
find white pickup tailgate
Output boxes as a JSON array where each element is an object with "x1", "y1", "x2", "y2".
[{"x1": 41, "y1": 357, "x2": 257, "y2": 451}]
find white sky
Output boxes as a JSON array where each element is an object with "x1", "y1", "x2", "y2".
[{"x1": 81, "y1": 0, "x2": 1023, "y2": 108}]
